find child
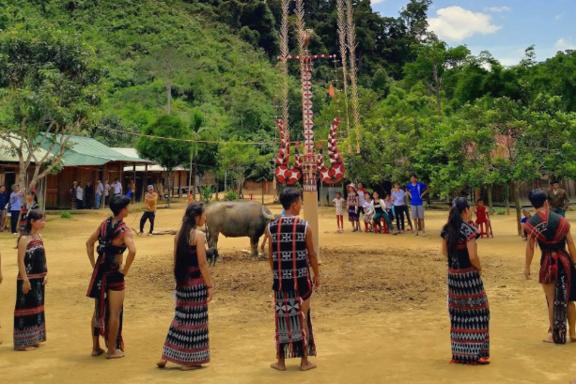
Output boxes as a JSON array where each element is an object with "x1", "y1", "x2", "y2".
[
  {"x1": 347, "y1": 184, "x2": 360, "y2": 232},
  {"x1": 475, "y1": 199, "x2": 493, "y2": 238},
  {"x1": 14, "y1": 210, "x2": 48, "y2": 351},
  {"x1": 521, "y1": 209, "x2": 532, "y2": 240},
  {"x1": 333, "y1": 192, "x2": 345, "y2": 233},
  {"x1": 372, "y1": 191, "x2": 388, "y2": 234},
  {"x1": 362, "y1": 192, "x2": 374, "y2": 232},
  {"x1": 384, "y1": 194, "x2": 396, "y2": 234}
]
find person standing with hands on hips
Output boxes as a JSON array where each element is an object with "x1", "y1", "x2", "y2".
[{"x1": 406, "y1": 174, "x2": 429, "y2": 236}]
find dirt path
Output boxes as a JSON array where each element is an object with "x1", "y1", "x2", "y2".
[{"x1": 1, "y1": 204, "x2": 575, "y2": 383}]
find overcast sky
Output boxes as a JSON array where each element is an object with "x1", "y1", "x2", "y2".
[{"x1": 370, "y1": 0, "x2": 576, "y2": 65}]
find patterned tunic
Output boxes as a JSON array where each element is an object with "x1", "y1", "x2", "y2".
[
  {"x1": 525, "y1": 210, "x2": 575, "y2": 344},
  {"x1": 442, "y1": 222, "x2": 490, "y2": 364},
  {"x1": 269, "y1": 216, "x2": 316, "y2": 359},
  {"x1": 86, "y1": 218, "x2": 127, "y2": 350},
  {"x1": 162, "y1": 238, "x2": 210, "y2": 365},
  {"x1": 14, "y1": 237, "x2": 47, "y2": 349}
]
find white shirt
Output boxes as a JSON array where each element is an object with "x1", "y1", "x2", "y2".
[
  {"x1": 113, "y1": 182, "x2": 122, "y2": 195},
  {"x1": 358, "y1": 189, "x2": 366, "y2": 206},
  {"x1": 96, "y1": 182, "x2": 104, "y2": 196},
  {"x1": 76, "y1": 186, "x2": 84, "y2": 201},
  {"x1": 333, "y1": 197, "x2": 345, "y2": 215},
  {"x1": 104, "y1": 183, "x2": 111, "y2": 196}
]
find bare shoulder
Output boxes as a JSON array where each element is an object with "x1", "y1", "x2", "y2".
[
  {"x1": 124, "y1": 227, "x2": 135, "y2": 239},
  {"x1": 190, "y1": 228, "x2": 206, "y2": 245},
  {"x1": 18, "y1": 235, "x2": 30, "y2": 249}
]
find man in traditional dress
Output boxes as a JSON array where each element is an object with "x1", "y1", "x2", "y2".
[
  {"x1": 86, "y1": 195, "x2": 136, "y2": 359},
  {"x1": 267, "y1": 187, "x2": 319, "y2": 371},
  {"x1": 548, "y1": 180, "x2": 569, "y2": 217},
  {"x1": 524, "y1": 189, "x2": 576, "y2": 344}
]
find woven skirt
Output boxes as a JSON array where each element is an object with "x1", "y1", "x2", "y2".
[
  {"x1": 274, "y1": 290, "x2": 316, "y2": 359},
  {"x1": 162, "y1": 278, "x2": 209, "y2": 366},
  {"x1": 448, "y1": 267, "x2": 490, "y2": 364}
]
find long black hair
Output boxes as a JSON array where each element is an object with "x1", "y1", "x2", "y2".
[
  {"x1": 175, "y1": 202, "x2": 205, "y2": 283},
  {"x1": 16, "y1": 209, "x2": 44, "y2": 248},
  {"x1": 442, "y1": 197, "x2": 470, "y2": 252}
]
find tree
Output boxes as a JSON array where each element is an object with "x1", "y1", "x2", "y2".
[
  {"x1": 247, "y1": 153, "x2": 274, "y2": 204},
  {"x1": 404, "y1": 41, "x2": 470, "y2": 116},
  {"x1": 218, "y1": 142, "x2": 260, "y2": 196},
  {"x1": 0, "y1": 23, "x2": 101, "y2": 197},
  {"x1": 140, "y1": 47, "x2": 190, "y2": 114},
  {"x1": 137, "y1": 115, "x2": 191, "y2": 206}
]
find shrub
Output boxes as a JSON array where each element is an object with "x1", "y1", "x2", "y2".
[
  {"x1": 200, "y1": 186, "x2": 214, "y2": 202},
  {"x1": 224, "y1": 190, "x2": 238, "y2": 201}
]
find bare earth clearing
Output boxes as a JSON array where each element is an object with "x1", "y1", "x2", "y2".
[{"x1": 1, "y1": 202, "x2": 576, "y2": 383}]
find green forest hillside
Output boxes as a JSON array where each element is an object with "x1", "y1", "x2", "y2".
[{"x1": 1, "y1": 0, "x2": 281, "y2": 160}]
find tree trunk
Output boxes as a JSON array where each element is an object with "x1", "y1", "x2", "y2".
[
  {"x1": 167, "y1": 170, "x2": 172, "y2": 208},
  {"x1": 18, "y1": 159, "x2": 27, "y2": 195},
  {"x1": 188, "y1": 156, "x2": 193, "y2": 200},
  {"x1": 505, "y1": 183, "x2": 510, "y2": 215},
  {"x1": 432, "y1": 64, "x2": 442, "y2": 117},
  {"x1": 487, "y1": 185, "x2": 493, "y2": 213},
  {"x1": 166, "y1": 82, "x2": 172, "y2": 114},
  {"x1": 513, "y1": 181, "x2": 522, "y2": 236},
  {"x1": 192, "y1": 162, "x2": 197, "y2": 201}
]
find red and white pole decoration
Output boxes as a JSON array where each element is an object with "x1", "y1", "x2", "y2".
[
  {"x1": 274, "y1": 2, "x2": 346, "y2": 188},
  {"x1": 274, "y1": 118, "x2": 301, "y2": 186},
  {"x1": 318, "y1": 118, "x2": 345, "y2": 184}
]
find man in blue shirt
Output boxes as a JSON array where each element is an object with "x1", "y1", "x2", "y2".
[
  {"x1": 9, "y1": 184, "x2": 24, "y2": 235},
  {"x1": 406, "y1": 174, "x2": 429, "y2": 236}
]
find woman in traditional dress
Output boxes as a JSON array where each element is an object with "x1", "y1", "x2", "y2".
[
  {"x1": 14, "y1": 209, "x2": 48, "y2": 351},
  {"x1": 441, "y1": 197, "x2": 490, "y2": 365},
  {"x1": 157, "y1": 202, "x2": 214, "y2": 370}
]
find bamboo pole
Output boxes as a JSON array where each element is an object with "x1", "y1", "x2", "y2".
[
  {"x1": 336, "y1": 0, "x2": 352, "y2": 154},
  {"x1": 279, "y1": 0, "x2": 290, "y2": 128},
  {"x1": 346, "y1": 0, "x2": 361, "y2": 154}
]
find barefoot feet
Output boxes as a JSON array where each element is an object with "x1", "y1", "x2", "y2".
[
  {"x1": 106, "y1": 349, "x2": 125, "y2": 359},
  {"x1": 91, "y1": 348, "x2": 105, "y2": 357},
  {"x1": 300, "y1": 361, "x2": 317, "y2": 371},
  {"x1": 270, "y1": 361, "x2": 287, "y2": 371},
  {"x1": 542, "y1": 333, "x2": 554, "y2": 343},
  {"x1": 157, "y1": 359, "x2": 167, "y2": 369}
]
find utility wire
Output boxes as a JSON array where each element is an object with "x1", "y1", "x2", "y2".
[{"x1": 94, "y1": 124, "x2": 348, "y2": 145}]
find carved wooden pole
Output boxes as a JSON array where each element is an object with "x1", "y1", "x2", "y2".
[{"x1": 295, "y1": 0, "x2": 319, "y2": 257}]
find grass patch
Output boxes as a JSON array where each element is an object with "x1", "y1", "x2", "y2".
[{"x1": 60, "y1": 211, "x2": 73, "y2": 219}]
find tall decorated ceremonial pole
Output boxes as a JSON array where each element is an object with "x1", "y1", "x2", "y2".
[
  {"x1": 295, "y1": 0, "x2": 320, "y2": 256},
  {"x1": 275, "y1": 0, "x2": 346, "y2": 257}
]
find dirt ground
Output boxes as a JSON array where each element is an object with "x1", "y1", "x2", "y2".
[{"x1": 2, "y1": 202, "x2": 576, "y2": 383}]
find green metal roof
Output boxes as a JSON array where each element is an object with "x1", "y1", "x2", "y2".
[{"x1": 42, "y1": 135, "x2": 150, "y2": 167}]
